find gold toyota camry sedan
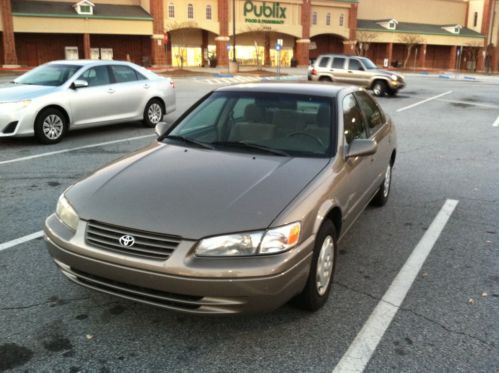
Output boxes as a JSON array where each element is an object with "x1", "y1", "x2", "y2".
[{"x1": 45, "y1": 83, "x2": 397, "y2": 315}]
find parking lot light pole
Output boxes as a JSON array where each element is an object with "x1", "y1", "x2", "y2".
[{"x1": 232, "y1": 0, "x2": 236, "y2": 63}]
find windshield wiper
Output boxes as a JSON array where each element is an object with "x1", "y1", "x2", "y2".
[
  {"x1": 164, "y1": 135, "x2": 214, "y2": 150},
  {"x1": 212, "y1": 141, "x2": 290, "y2": 156}
]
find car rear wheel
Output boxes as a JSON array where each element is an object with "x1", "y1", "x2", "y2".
[
  {"x1": 371, "y1": 163, "x2": 392, "y2": 206},
  {"x1": 143, "y1": 99, "x2": 164, "y2": 128},
  {"x1": 372, "y1": 80, "x2": 388, "y2": 97},
  {"x1": 34, "y1": 108, "x2": 68, "y2": 144},
  {"x1": 293, "y1": 220, "x2": 337, "y2": 311}
]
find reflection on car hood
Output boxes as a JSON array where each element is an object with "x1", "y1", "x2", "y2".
[
  {"x1": 66, "y1": 143, "x2": 329, "y2": 239},
  {"x1": 376, "y1": 70, "x2": 403, "y2": 79},
  {"x1": 0, "y1": 83, "x2": 57, "y2": 101}
]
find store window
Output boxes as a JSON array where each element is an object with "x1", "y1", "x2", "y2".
[
  {"x1": 206, "y1": 5, "x2": 212, "y2": 20},
  {"x1": 326, "y1": 13, "x2": 331, "y2": 26},
  {"x1": 168, "y1": 3, "x2": 174, "y2": 18},
  {"x1": 473, "y1": 12, "x2": 478, "y2": 27},
  {"x1": 312, "y1": 12, "x2": 317, "y2": 25},
  {"x1": 339, "y1": 14, "x2": 344, "y2": 27},
  {"x1": 188, "y1": 3, "x2": 194, "y2": 19}
]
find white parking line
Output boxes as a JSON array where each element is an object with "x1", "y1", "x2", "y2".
[
  {"x1": 333, "y1": 199, "x2": 459, "y2": 373},
  {"x1": 0, "y1": 231, "x2": 44, "y2": 252},
  {"x1": 493, "y1": 116, "x2": 499, "y2": 127},
  {"x1": 0, "y1": 134, "x2": 154, "y2": 166},
  {"x1": 396, "y1": 91, "x2": 453, "y2": 112}
]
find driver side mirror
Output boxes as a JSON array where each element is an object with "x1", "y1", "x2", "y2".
[
  {"x1": 155, "y1": 121, "x2": 172, "y2": 138},
  {"x1": 345, "y1": 138, "x2": 377, "y2": 158},
  {"x1": 72, "y1": 79, "x2": 88, "y2": 89}
]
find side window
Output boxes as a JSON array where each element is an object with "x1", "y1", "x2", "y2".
[
  {"x1": 78, "y1": 66, "x2": 111, "y2": 87},
  {"x1": 342, "y1": 94, "x2": 367, "y2": 145},
  {"x1": 332, "y1": 57, "x2": 346, "y2": 69},
  {"x1": 110, "y1": 65, "x2": 139, "y2": 83},
  {"x1": 318, "y1": 57, "x2": 331, "y2": 68},
  {"x1": 354, "y1": 91, "x2": 385, "y2": 135},
  {"x1": 348, "y1": 59, "x2": 364, "y2": 71}
]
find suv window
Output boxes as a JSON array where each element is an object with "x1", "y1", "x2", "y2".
[
  {"x1": 79, "y1": 66, "x2": 111, "y2": 87},
  {"x1": 354, "y1": 91, "x2": 385, "y2": 135},
  {"x1": 342, "y1": 94, "x2": 367, "y2": 145},
  {"x1": 318, "y1": 57, "x2": 331, "y2": 68},
  {"x1": 348, "y1": 58, "x2": 364, "y2": 71},
  {"x1": 332, "y1": 57, "x2": 346, "y2": 69},
  {"x1": 110, "y1": 65, "x2": 142, "y2": 83}
]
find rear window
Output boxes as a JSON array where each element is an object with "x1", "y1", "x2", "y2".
[
  {"x1": 332, "y1": 57, "x2": 346, "y2": 69},
  {"x1": 318, "y1": 57, "x2": 331, "y2": 68}
]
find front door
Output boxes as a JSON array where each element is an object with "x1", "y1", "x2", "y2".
[{"x1": 69, "y1": 65, "x2": 120, "y2": 126}]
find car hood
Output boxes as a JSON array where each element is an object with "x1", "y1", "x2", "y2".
[
  {"x1": 0, "y1": 83, "x2": 57, "y2": 101},
  {"x1": 66, "y1": 143, "x2": 329, "y2": 239},
  {"x1": 375, "y1": 70, "x2": 404, "y2": 79}
]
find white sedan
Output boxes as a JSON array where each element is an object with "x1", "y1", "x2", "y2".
[{"x1": 0, "y1": 60, "x2": 175, "y2": 144}]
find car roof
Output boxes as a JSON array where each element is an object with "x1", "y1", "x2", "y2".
[
  {"x1": 47, "y1": 60, "x2": 133, "y2": 67},
  {"x1": 216, "y1": 82, "x2": 353, "y2": 97}
]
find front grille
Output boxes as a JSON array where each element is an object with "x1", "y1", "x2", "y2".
[
  {"x1": 71, "y1": 268, "x2": 203, "y2": 310},
  {"x1": 85, "y1": 220, "x2": 181, "y2": 261}
]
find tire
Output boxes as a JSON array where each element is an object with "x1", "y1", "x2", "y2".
[
  {"x1": 143, "y1": 99, "x2": 164, "y2": 128},
  {"x1": 372, "y1": 80, "x2": 388, "y2": 97},
  {"x1": 371, "y1": 163, "x2": 392, "y2": 207},
  {"x1": 34, "y1": 108, "x2": 68, "y2": 144},
  {"x1": 293, "y1": 220, "x2": 338, "y2": 311},
  {"x1": 319, "y1": 76, "x2": 333, "y2": 82}
]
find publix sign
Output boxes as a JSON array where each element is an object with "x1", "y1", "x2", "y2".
[{"x1": 243, "y1": 1, "x2": 287, "y2": 25}]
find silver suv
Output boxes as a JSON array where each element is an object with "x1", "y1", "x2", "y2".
[{"x1": 308, "y1": 54, "x2": 405, "y2": 97}]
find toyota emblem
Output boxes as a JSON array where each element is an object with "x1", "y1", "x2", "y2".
[{"x1": 119, "y1": 235, "x2": 135, "y2": 247}]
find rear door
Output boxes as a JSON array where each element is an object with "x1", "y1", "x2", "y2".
[
  {"x1": 329, "y1": 56, "x2": 349, "y2": 83},
  {"x1": 108, "y1": 65, "x2": 149, "y2": 121},
  {"x1": 70, "y1": 65, "x2": 119, "y2": 126}
]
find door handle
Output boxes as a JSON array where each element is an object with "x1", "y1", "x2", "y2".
[
  {"x1": 348, "y1": 71, "x2": 353, "y2": 73},
  {"x1": 107, "y1": 88, "x2": 115, "y2": 94},
  {"x1": 143, "y1": 84, "x2": 150, "y2": 89}
]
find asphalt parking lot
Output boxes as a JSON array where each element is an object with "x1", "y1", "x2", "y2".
[{"x1": 0, "y1": 73, "x2": 498, "y2": 372}]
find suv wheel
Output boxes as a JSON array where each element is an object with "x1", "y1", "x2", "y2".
[
  {"x1": 372, "y1": 80, "x2": 387, "y2": 97},
  {"x1": 319, "y1": 76, "x2": 333, "y2": 82}
]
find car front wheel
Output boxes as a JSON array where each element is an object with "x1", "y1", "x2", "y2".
[
  {"x1": 293, "y1": 220, "x2": 338, "y2": 311},
  {"x1": 143, "y1": 99, "x2": 164, "y2": 128},
  {"x1": 34, "y1": 108, "x2": 68, "y2": 144},
  {"x1": 372, "y1": 80, "x2": 388, "y2": 97}
]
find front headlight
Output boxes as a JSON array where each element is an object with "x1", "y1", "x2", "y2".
[
  {"x1": 195, "y1": 222, "x2": 301, "y2": 256},
  {"x1": 56, "y1": 194, "x2": 79, "y2": 231},
  {"x1": 390, "y1": 74, "x2": 399, "y2": 81},
  {"x1": 0, "y1": 100, "x2": 31, "y2": 112}
]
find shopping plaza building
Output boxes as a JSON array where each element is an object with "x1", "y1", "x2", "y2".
[{"x1": 1, "y1": 0, "x2": 498, "y2": 72}]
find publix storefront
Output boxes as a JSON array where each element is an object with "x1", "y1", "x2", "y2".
[
  {"x1": 228, "y1": 0, "x2": 301, "y2": 67},
  {"x1": 167, "y1": 0, "x2": 305, "y2": 67}
]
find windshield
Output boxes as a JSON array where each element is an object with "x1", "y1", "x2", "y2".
[
  {"x1": 166, "y1": 91, "x2": 335, "y2": 158},
  {"x1": 360, "y1": 58, "x2": 378, "y2": 70},
  {"x1": 15, "y1": 64, "x2": 82, "y2": 87}
]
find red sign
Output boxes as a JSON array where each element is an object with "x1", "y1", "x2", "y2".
[{"x1": 163, "y1": 33, "x2": 169, "y2": 44}]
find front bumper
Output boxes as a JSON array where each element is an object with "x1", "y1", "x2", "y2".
[
  {"x1": 389, "y1": 80, "x2": 405, "y2": 90},
  {"x1": 0, "y1": 108, "x2": 35, "y2": 137},
  {"x1": 44, "y1": 214, "x2": 313, "y2": 314}
]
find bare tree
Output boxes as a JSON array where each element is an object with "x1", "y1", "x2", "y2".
[
  {"x1": 355, "y1": 32, "x2": 377, "y2": 56},
  {"x1": 462, "y1": 40, "x2": 483, "y2": 72},
  {"x1": 399, "y1": 34, "x2": 424, "y2": 68},
  {"x1": 165, "y1": 21, "x2": 198, "y2": 69}
]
